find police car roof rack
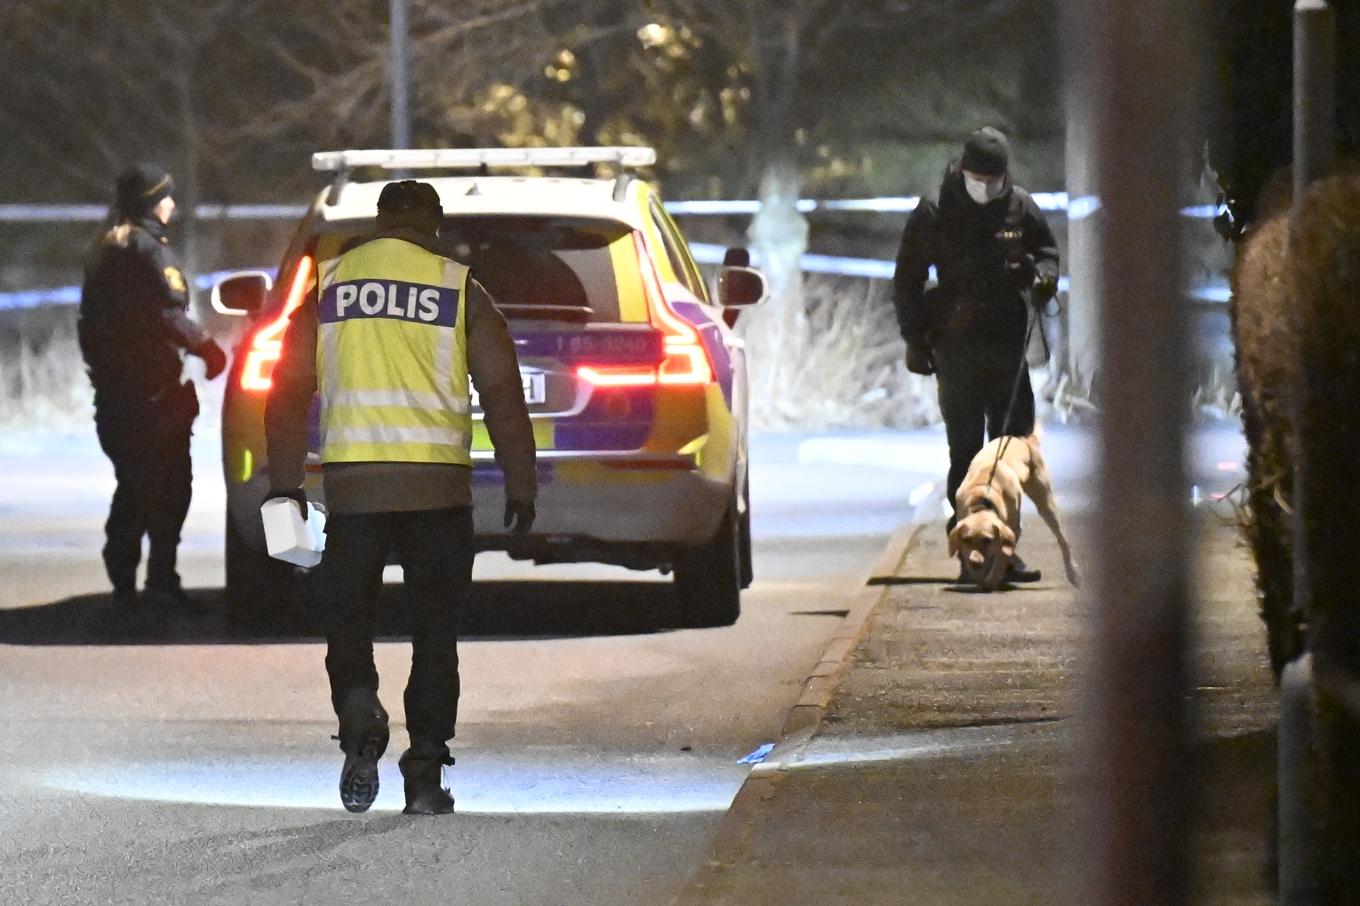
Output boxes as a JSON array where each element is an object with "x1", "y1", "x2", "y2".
[{"x1": 313, "y1": 147, "x2": 657, "y2": 204}]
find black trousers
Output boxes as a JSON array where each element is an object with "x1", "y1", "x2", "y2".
[
  {"x1": 317, "y1": 507, "x2": 473, "y2": 754},
  {"x1": 94, "y1": 389, "x2": 195, "y2": 593},
  {"x1": 934, "y1": 339, "x2": 1035, "y2": 524}
]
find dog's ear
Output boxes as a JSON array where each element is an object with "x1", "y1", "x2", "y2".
[
  {"x1": 998, "y1": 524, "x2": 1017, "y2": 559},
  {"x1": 947, "y1": 525, "x2": 962, "y2": 558}
]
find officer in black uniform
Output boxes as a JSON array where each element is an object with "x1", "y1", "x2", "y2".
[
  {"x1": 892, "y1": 127, "x2": 1059, "y2": 582},
  {"x1": 78, "y1": 164, "x2": 227, "y2": 613}
]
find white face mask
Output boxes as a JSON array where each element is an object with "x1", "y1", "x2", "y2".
[{"x1": 964, "y1": 172, "x2": 1004, "y2": 205}]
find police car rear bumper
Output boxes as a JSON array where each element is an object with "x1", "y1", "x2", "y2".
[
  {"x1": 470, "y1": 454, "x2": 730, "y2": 548},
  {"x1": 226, "y1": 453, "x2": 732, "y2": 556}
]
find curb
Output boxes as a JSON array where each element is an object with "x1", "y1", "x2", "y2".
[
  {"x1": 671, "y1": 519, "x2": 927, "y2": 905},
  {"x1": 768, "y1": 519, "x2": 925, "y2": 753}
]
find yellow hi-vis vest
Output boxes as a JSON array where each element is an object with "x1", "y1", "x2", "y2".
[{"x1": 316, "y1": 238, "x2": 472, "y2": 466}]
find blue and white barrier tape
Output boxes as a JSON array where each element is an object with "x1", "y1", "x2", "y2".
[
  {"x1": 0, "y1": 191, "x2": 1228, "y2": 310},
  {"x1": 668, "y1": 193, "x2": 1218, "y2": 219},
  {"x1": 687, "y1": 242, "x2": 1230, "y2": 303},
  {"x1": 0, "y1": 269, "x2": 272, "y2": 313},
  {"x1": 0, "y1": 196, "x2": 1220, "y2": 223},
  {"x1": 2, "y1": 252, "x2": 1230, "y2": 312},
  {"x1": 0, "y1": 204, "x2": 309, "y2": 223}
]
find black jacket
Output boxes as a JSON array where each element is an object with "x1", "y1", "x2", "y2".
[
  {"x1": 78, "y1": 218, "x2": 208, "y2": 406},
  {"x1": 892, "y1": 164, "x2": 1059, "y2": 348}
]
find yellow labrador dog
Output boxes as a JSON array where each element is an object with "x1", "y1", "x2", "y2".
[{"x1": 948, "y1": 434, "x2": 1080, "y2": 592}]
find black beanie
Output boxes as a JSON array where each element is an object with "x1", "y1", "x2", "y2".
[
  {"x1": 115, "y1": 163, "x2": 175, "y2": 220},
  {"x1": 378, "y1": 180, "x2": 442, "y2": 215},
  {"x1": 960, "y1": 127, "x2": 1010, "y2": 177},
  {"x1": 377, "y1": 180, "x2": 444, "y2": 234}
]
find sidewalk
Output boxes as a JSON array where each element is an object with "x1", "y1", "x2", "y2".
[{"x1": 675, "y1": 509, "x2": 1277, "y2": 905}]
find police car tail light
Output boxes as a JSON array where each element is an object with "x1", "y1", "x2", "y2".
[
  {"x1": 241, "y1": 254, "x2": 313, "y2": 392},
  {"x1": 654, "y1": 308, "x2": 713, "y2": 385},
  {"x1": 575, "y1": 364, "x2": 658, "y2": 387},
  {"x1": 636, "y1": 233, "x2": 714, "y2": 386}
]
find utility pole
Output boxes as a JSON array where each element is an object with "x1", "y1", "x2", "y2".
[
  {"x1": 1071, "y1": 2, "x2": 1196, "y2": 904},
  {"x1": 1293, "y1": 0, "x2": 1335, "y2": 201},
  {"x1": 390, "y1": 0, "x2": 411, "y2": 150},
  {"x1": 1278, "y1": 3, "x2": 1335, "y2": 903}
]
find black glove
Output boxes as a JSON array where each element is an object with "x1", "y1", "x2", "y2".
[
  {"x1": 1033, "y1": 272, "x2": 1059, "y2": 307},
  {"x1": 195, "y1": 339, "x2": 228, "y2": 380},
  {"x1": 504, "y1": 499, "x2": 536, "y2": 535},
  {"x1": 905, "y1": 343, "x2": 935, "y2": 376},
  {"x1": 265, "y1": 487, "x2": 308, "y2": 521},
  {"x1": 1005, "y1": 253, "x2": 1037, "y2": 291}
]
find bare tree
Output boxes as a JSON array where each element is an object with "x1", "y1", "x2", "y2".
[
  {"x1": 0, "y1": 0, "x2": 581, "y2": 286},
  {"x1": 235, "y1": 1, "x2": 578, "y2": 153},
  {"x1": 582, "y1": 1, "x2": 1024, "y2": 406},
  {"x1": 0, "y1": 0, "x2": 264, "y2": 286}
]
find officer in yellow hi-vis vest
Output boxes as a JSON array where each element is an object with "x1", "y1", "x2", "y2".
[{"x1": 265, "y1": 181, "x2": 537, "y2": 816}]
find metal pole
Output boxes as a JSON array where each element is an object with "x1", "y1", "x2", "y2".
[
  {"x1": 1073, "y1": 1, "x2": 1195, "y2": 904},
  {"x1": 1279, "y1": 654, "x2": 1323, "y2": 904},
  {"x1": 1293, "y1": 0, "x2": 1335, "y2": 203},
  {"x1": 389, "y1": 0, "x2": 411, "y2": 151},
  {"x1": 1280, "y1": 4, "x2": 1336, "y2": 901}
]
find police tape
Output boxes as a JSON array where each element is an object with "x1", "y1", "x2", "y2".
[
  {"x1": 0, "y1": 204, "x2": 309, "y2": 222},
  {"x1": 685, "y1": 243, "x2": 1231, "y2": 303},
  {"x1": 0, "y1": 257, "x2": 1230, "y2": 312},
  {"x1": 0, "y1": 269, "x2": 275, "y2": 312},
  {"x1": 0, "y1": 196, "x2": 1219, "y2": 222},
  {"x1": 664, "y1": 194, "x2": 1219, "y2": 218},
  {"x1": 0, "y1": 191, "x2": 1227, "y2": 311}
]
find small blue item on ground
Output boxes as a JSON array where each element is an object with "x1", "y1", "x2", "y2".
[{"x1": 738, "y1": 743, "x2": 776, "y2": 765}]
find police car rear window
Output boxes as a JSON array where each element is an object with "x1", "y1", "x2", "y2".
[{"x1": 314, "y1": 216, "x2": 628, "y2": 323}]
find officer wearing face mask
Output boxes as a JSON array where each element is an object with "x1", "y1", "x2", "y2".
[{"x1": 891, "y1": 126, "x2": 1059, "y2": 582}]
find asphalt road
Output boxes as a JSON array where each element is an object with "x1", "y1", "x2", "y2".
[
  {"x1": 0, "y1": 426, "x2": 947, "y2": 905},
  {"x1": 0, "y1": 421, "x2": 1246, "y2": 904}
]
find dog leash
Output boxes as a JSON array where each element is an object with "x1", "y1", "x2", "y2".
[{"x1": 984, "y1": 303, "x2": 1040, "y2": 494}]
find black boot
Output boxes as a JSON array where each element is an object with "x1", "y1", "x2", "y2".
[
  {"x1": 336, "y1": 689, "x2": 390, "y2": 814},
  {"x1": 108, "y1": 585, "x2": 140, "y2": 614},
  {"x1": 1005, "y1": 555, "x2": 1042, "y2": 584},
  {"x1": 142, "y1": 581, "x2": 206, "y2": 614},
  {"x1": 399, "y1": 747, "x2": 455, "y2": 816}
]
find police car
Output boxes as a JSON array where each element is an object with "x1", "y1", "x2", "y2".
[{"x1": 212, "y1": 147, "x2": 767, "y2": 629}]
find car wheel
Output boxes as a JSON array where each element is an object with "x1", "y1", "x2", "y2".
[
  {"x1": 674, "y1": 497, "x2": 742, "y2": 628},
  {"x1": 738, "y1": 470, "x2": 754, "y2": 590},
  {"x1": 225, "y1": 513, "x2": 307, "y2": 633}
]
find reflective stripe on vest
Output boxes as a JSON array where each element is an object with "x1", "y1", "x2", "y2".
[{"x1": 316, "y1": 238, "x2": 472, "y2": 466}]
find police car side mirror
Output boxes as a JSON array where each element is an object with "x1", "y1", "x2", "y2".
[
  {"x1": 211, "y1": 271, "x2": 274, "y2": 316},
  {"x1": 715, "y1": 265, "x2": 768, "y2": 309}
]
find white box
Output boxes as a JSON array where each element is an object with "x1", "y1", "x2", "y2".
[{"x1": 260, "y1": 497, "x2": 327, "y2": 567}]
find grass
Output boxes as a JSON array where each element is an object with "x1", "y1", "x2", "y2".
[
  {"x1": 0, "y1": 305, "x2": 226, "y2": 435},
  {"x1": 0, "y1": 309, "x2": 92, "y2": 432},
  {"x1": 740, "y1": 276, "x2": 1240, "y2": 432},
  {"x1": 737, "y1": 276, "x2": 941, "y2": 432},
  {"x1": 1043, "y1": 362, "x2": 1241, "y2": 427},
  {"x1": 1, "y1": 280, "x2": 1240, "y2": 436}
]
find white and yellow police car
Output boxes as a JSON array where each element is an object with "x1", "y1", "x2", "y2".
[{"x1": 212, "y1": 148, "x2": 767, "y2": 629}]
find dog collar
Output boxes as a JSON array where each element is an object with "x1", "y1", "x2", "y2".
[{"x1": 966, "y1": 496, "x2": 1000, "y2": 515}]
